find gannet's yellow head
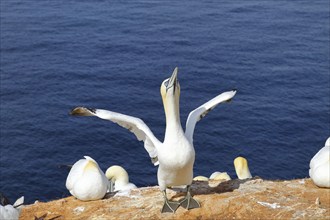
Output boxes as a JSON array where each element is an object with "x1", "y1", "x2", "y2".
[
  {"x1": 209, "y1": 172, "x2": 232, "y2": 181},
  {"x1": 160, "y1": 67, "x2": 181, "y2": 117},
  {"x1": 234, "y1": 156, "x2": 252, "y2": 179},
  {"x1": 105, "y1": 165, "x2": 129, "y2": 183},
  {"x1": 83, "y1": 156, "x2": 99, "y2": 172}
]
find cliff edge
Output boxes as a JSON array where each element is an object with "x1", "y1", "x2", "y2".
[{"x1": 20, "y1": 178, "x2": 330, "y2": 219}]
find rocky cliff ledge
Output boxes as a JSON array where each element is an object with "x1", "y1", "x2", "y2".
[{"x1": 20, "y1": 178, "x2": 329, "y2": 219}]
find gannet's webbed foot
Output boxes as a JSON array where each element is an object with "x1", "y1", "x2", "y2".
[
  {"x1": 161, "y1": 190, "x2": 180, "y2": 213},
  {"x1": 180, "y1": 185, "x2": 201, "y2": 210},
  {"x1": 180, "y1": 195, "x2": 200, "y2": 210},
  {"x1": 161, "y1": 200, "x2": 180, "y2": 213}
]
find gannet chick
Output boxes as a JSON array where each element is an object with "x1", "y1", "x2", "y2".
[
  {"x1": 209, "y1": 172, "x2": 231, "y2": 181},
  {"x1": 234, "y1": 156, "x2": 252, "y2": 179},
  {"x1": 106, "y1": 165, "x2": 137, "y2": 192},
  {"x1": 66, "y1": 156, "x2": 108, "y2": 201},
  {"x1": 309, "y1": 137, "x2": 330, "y2": 188},
  {"x1": 71, "y1": 67, "x2": 237, "y2": 213},
  {"x1": 0, "y1": 193, "x2": 24, "y2": 220},
  {"x1": 193, "y1": 176, "x2": 209, "y2": 181}
]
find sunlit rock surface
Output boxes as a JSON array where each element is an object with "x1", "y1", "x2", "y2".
[{"x1": 20, "y1": 178, "x2": 330, "y2": 220}]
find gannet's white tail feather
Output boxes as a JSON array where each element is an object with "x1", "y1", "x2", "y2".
[
  {"x1": 185, "y1": 90, "x2": 237, "y2": 143},
  {"x1": 71, "y1": 107, "x2": 161, "y2": 165}
]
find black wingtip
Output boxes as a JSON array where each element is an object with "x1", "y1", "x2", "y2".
[
  {"x1": 232, "y1": 89, "x2": 237, "y2": 92},
  {"x1": 0, "y1": 192, "x2": 10, "y2": 206},
  {"x1": 87, "y1": 108, "x2": 96, "y2": 113}
]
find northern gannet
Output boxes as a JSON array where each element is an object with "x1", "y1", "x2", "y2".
[
  {"x1": 193, "y1": 176, "x2": 209, "y2": 181},
  {"x1": 66, "y1": 156, "x2": 108, "y2": 201},
  {"x1": 71, "y1": 67, "x2": 236, "y2": 212},
  {"x1": 234, "y1": 156, "x2": 252, "y2": 179},
  {"x1": 106, "y1": 165, "x2": 137, "y2": 192},
  {"x1": 309, "y1": 137, "x2": 330, "y2": 188},
  {"x1": 209, "y1": 171, "x2": 232, "y2": 181},
  {"x1": 0, "y1": 193, "x2": 24, "y2": 220}
]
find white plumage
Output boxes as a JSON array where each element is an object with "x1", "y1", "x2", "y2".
[
  {"x1": 66, "y1": 156, "x2": 108, "y2": 201},
  {"x1": 209, "y1": 171, "x2": 232, "y2": 181},
  {"x1": 193, "y1": 176, "x2": 209, "y2": 181},
  {"x1": 0, "y1": 196, "x2": 24, "y2": 220},
  {"x1": 71, "y1": 67, "x2": 236, "y2": 212},
  {"x1": 234, "y1": 156, "x2": 252, "y2": 179},
  {"x1": 106, "y1": 165, "x2": 137, "y2": 192},
  {"x1": 309, "y1": 137, "x2": 330, "y2": 188}
]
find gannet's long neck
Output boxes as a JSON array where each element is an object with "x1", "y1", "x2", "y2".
[
  {"x1": 160, "y1": 67, "x2": 184, "y2": 142},
  {"x1": 106, "y1": 166, "x2": 130, "y2": 187},
  {"x1": 116, "y1": 172, "x2": 129, "y2": 184},
  {"x1": 164, "y1": 93, "x2": 183, "y2": 140}
]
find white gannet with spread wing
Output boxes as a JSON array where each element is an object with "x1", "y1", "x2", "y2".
[
  {"x1": 309, "y1": 137, "x2": 330, "y2": 188},
  {"x1": 71, "y1": 67, "x2": 236, "y2": 213}
]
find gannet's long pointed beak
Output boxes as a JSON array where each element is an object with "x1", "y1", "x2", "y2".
[{"x1": 168, "y1": 67, "x2": 178, "y2": 88}]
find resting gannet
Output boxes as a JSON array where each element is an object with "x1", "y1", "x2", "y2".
[
  {"x1": 71, "y1": 67, "x2": 236, "y2": 213},
  {"x1": 309, "y1": 137, "x2": 330, "y2": 188},
  {"x1": 209, "y1": 171, "x2": 231, "y2": 181},
  {"x1": 193, "y1": 176, "x2": 209, "y2": 181},
  {"x1": 106, "y1": 165, "x2": 137, "y2": 192},
  {"x1": 234, "y1": 156, "x2": 252, "y2": 179},
  {"x1": 0, "y1": 193, "x2": 24, "y2": 220},
  {"x1": 66, "y1": 156, "x2": 108, "y2": 201}
]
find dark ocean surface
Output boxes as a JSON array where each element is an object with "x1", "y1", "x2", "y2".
[{"x1": 1, "y1": 0, "x2": 329, "y2": 204}]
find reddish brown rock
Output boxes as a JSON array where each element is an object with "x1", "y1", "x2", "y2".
[{"x1": 20, "y1": 178, "x2": 330, "y2": 219}]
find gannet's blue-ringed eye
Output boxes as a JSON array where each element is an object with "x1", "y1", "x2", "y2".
[{"x1": 164, "y1": 79, "x2": 169, "y2": 87}]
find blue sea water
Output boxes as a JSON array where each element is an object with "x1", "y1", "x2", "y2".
[{"x1": 0, "y1": 0, "x2": 329, "y2": 204}]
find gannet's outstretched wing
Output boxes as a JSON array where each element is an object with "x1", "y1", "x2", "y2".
[
  {"x1": 185, "y1": 90, "x2": 237, "y2": 143},
  {"x1": 71, "y1": 107, "x2": 161, "y2": 166}
]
